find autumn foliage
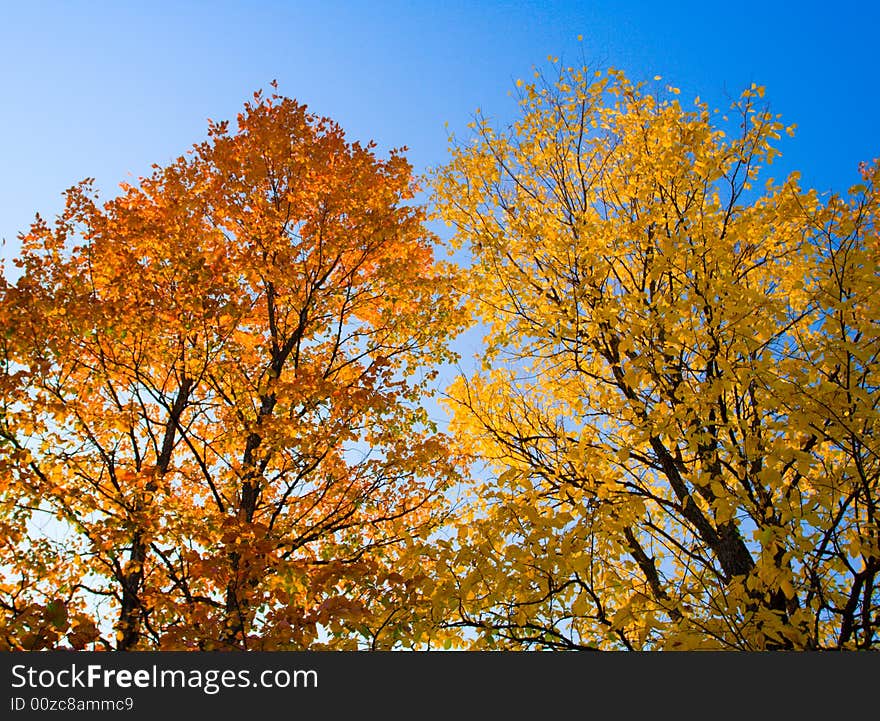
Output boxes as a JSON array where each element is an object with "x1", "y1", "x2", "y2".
[
  {"x1": 0, "y1": 89, "x2": 461, "y2": 649},
  {"x1": 432, "y1": 65, "x2": 879, "y2": 650},
  {"x1": 2, "y1": 67, "x2": 878, "y2": 651}
]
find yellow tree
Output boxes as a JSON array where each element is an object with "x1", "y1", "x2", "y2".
[
  {"x1": 431, "y1": 64, "x2": 879, "y2": 649},
  {"x1": 0, "y1": 88, "x2": 463, "y2": 650}
]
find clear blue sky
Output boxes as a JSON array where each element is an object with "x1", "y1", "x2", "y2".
[{"x1": 1, "y1": 0, "x2": 877, "y2": 265}]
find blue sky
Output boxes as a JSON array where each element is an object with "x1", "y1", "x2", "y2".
[{"x1": 1, "y1": 0, "x2": 877, "y2": 267}]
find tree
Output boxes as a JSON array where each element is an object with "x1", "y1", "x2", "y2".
[
  {"x1": 431, "y1": 64, "x2": 879, "y2": 649},
  {"x1": 0, "y1": 88, "x2": 463, "y2": 650}
]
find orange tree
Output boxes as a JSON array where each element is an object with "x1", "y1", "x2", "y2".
[
  {"x1": 0, "y1": 88, "x2": 463, "y2": 650},
  {"x1": 431, "y1": 65, "x2": 879, "y2": 649}
]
